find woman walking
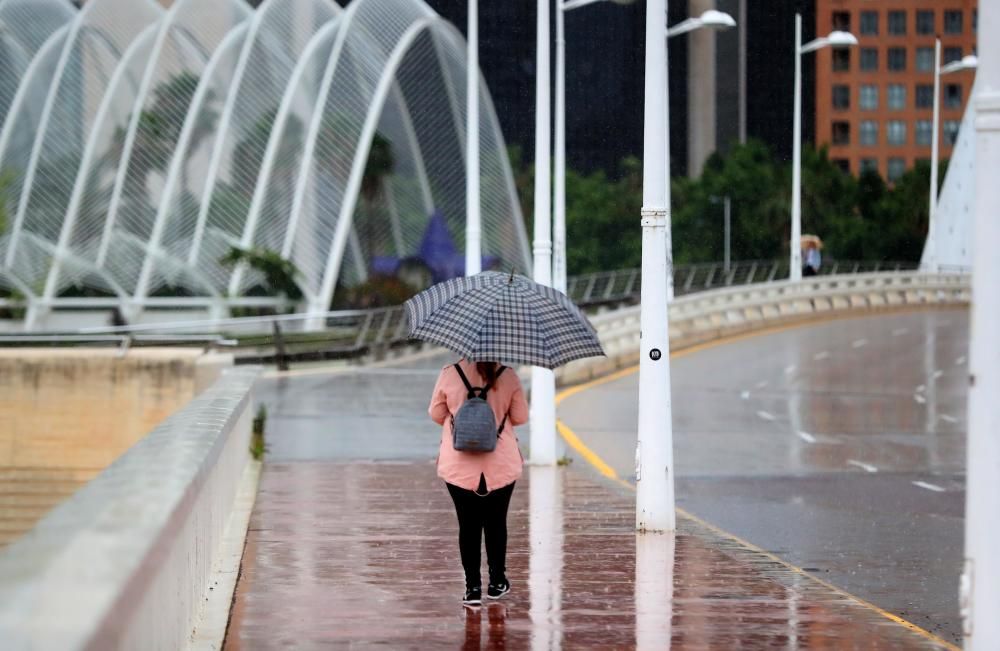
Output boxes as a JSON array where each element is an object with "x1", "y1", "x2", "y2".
[{"x1": 429, "y1": 359, "x2": 529, "y2": 606}]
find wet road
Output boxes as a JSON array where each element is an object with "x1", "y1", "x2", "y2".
[{"x1": 558, "y1": 309, "x2": 969, "y2": 644}]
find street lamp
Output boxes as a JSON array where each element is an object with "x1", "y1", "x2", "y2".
[
  {"x1": 529, "y1": 0, "x2": 556, "y2": 464},
  {"x1": 552, "y1": 0, "x2": 635, "y2": 293},
  {"x1": 790, "y1": 14, "x2": 856, "y2": 282},
  {"x1": 662, "y1": 10, "x2": 735, "y2": 300},
  {"x1": 465, "y1": 0, "x2": 481, "y2": 276},
  {"x1": 709, "y1": 195, "x2": 732, "y2": 274},
  {"x1": 928, "y1": 44, "x2": 977, "y2": 272},
  {"x1": 553, "y1": 2, "x2": 731, "y2": 296}
]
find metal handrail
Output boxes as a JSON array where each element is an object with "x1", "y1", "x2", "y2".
[{"x1": 0, "y1": 262, "x2": 967, "y2": 363}]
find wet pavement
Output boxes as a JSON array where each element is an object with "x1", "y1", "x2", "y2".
[
  {"x1": 558, "y1": 309, "x2": 969, "y2": 644},
  {"x1": 233, "y1": 308, "x2": 967, "y2": 648},
  {"x1": 226, "y1": 462, "x2": 953, "y2": 650}
]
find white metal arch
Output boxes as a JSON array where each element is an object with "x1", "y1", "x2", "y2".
[
  {"x1": 224, "y1": 14, "x2": 344, "y2": 302},
  {"x1": 315, "y1": 16, "x2": 441, "y2": 316},
  {"x1": 39, "y1": 22, "x2": 161, "y2": 310},
  {"x1": 227, "y1": 0, "x2": 374, "y2": 300},
  {"x1": 5, "y1": 0, "x2": 162, "y2": 272},
  {"x1": 96, "y1": 0, "x2": 204, "y2": 269},
  {"x1": 132, "y1": 21, "x2": 252, "y2": 305},
  {"x1": 187, "y1": 0, "x2": 338, "y2": 269}
]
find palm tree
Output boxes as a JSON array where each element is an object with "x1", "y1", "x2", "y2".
[{"x1": 221, "y1": 246, "x2": 303, "y2": 302}]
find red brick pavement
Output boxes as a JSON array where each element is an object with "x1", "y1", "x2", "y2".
[{"x1": 224, "y1": 462, "x2": 954, "y2": 650}]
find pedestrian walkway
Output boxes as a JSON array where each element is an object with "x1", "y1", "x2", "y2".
[{"x1": 225, "y1": 461, "x2": 953, "y2": 649}]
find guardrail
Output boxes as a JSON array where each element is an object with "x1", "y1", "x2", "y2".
[
  {"x1": 0, "y1": 367, "x2": 260, "y2": 649},
  {"x1": 0, "y1": 262, "x2": 966, "y2": 367},
  {"x1": 556, "y1": 270, "x2": 971, "y2": 385}
]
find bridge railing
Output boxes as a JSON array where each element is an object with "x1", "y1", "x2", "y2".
[{"x1": 0, "y1": 262, "x2": 965, "y2": 364}]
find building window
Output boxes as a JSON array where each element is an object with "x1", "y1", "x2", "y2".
[
  {"x1": 916, "y1": 10, "x2": 935, "y2": 34},
  {"x1": 946, "y1": 84, "x2": 962, "y2": 108},
  {"x1": 832, "y1": 121, "x2": 850, "y2": 145},
  {"x1": 888, "y1": 47, "x2": 907, "y2": 71},
  {"x1": 916, "y1": 120, "x2": 933, "y2": 146},
  {"x1": 887, "y1": 84, "x2": 906, "y2": 110},
  {"x1": 974, "y1": 9, "x2": 978, "y2": 33},
  {"x1": 888, "y1": 10, "x2": 906, "y2": 35},
  {"x1": 860, "y1": 158, "x2": 879, "y2": 175},
  {"x1": 833, "y1": 159, "x2": 850, "y2": 173},
  {"x1": 832, "y1": 11, "x2": 850, "y2": 31},
  {"x1": 944, "y1": 120, "x2": 961, "y2": 145},
  {"x1": 888, "y1": 158, "x2": 906, "y2": 181},
  {"x1": 860, "y1": 48, "x2": 879, "y2": 71},
  {"x1": 887, "y1": 120, "x2": 906, "y2": 145},
  {"x1": 859, "y1": 84, "x2": 878, "y2": 110},
  {"x1": 916, "y1": 84, "x2": 934, "y2": 108},
  {"x1": 860, "y1": 120, "x2": 878, "y2": 145},
  {"x1": 916, "y1": 47, "x2": 934, "y2": 72},
  {"x1": 832, "y1": 49, "x2": 851, "y2": 72},
  {"x1": 944, "y1": 47, "x2": 963, "y2": 65},
  {"x1": 832, "y1": 85, "x2": 850, "y2": 110},
  {"x1": 860, "y1": 11, "x2": 878, "y2": 35},
  {"x1": 944, "y1": 10, "x2": 963, "y2": 34}
]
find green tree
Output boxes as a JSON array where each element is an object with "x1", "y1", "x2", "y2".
[{"x1": 221, "y1": 246, "x2": 303, "y2": 301}]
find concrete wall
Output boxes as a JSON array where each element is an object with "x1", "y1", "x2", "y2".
[
  {"x1": 0, "y1": 349, "x2": 232, "y2": 545},
  {"x1": 0, "y1": 367, "x2": 258, "y2": 650}
]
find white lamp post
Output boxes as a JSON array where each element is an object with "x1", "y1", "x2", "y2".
[
  {"x1": 530, "y1": 0, "x2": 556, "y2": 465},
  {"x1": 790, "y1": 14, "x2": 856, "y2": 282},
  {"x1": 928, "y1": 45, "x2": 977, "y2": 272},
  {"x1": 663, "y1": 9, "x2": 735, "y2": 300},
  {"x1": 552, "y1": 0, "x2": 635, "y2": 294},
  {"x1": 964, "y1": 2, "x2": 999, "y2": 646},
  {"x1": 634, "y1": 0, "x2": 673, "y2": 532},
  {"x1": 465, "y1": 0, "x2": 481, "y2": 276}
]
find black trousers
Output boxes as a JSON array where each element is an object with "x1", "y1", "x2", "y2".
[{"x1": 446, "y1": 478, "x2": 515, "y2": 589}]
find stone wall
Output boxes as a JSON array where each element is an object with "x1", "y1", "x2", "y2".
[{"x1": 0, "y1": 348, "x2": 232, "y2": 545}]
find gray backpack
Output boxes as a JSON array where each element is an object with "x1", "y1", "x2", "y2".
[{"x1": 451, "y1": 364, "x2": 508, "y2": 453}]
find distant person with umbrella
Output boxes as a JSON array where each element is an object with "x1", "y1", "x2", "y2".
[
  {"x1": 802, "y1": 234, "x2": 823, "y2": 277},
  {"x1": 406, "y1": 271, "x2": 604, "y2": 607}
]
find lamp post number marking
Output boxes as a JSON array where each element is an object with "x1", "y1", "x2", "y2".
[{"x1": 649, "y1": 348, "x2": 662, "y2": 361}]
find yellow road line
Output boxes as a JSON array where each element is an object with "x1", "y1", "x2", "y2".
[{"x1": 553, "y1": 316, "x2": 961, "y2": 651}]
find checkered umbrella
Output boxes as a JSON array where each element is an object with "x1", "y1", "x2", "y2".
[{"x1": 405, "y1": 271, "x2": 605, "y2": 369}]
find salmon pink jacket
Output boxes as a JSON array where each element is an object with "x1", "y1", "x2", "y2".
[{"x1": 428, "y1": 360, "x2": 529, "y2": 492}]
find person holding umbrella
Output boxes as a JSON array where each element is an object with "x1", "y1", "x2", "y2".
[{"x1": 406, "y1": 271, "x2": 604, "y2": 607}]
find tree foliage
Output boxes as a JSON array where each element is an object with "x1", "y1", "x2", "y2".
[
  {"x1": 511, "y1": 139, "x2": 943, "y2": 274},
  {"x1": 221, "y1": 245, "x2": 303, "y2": 301}
]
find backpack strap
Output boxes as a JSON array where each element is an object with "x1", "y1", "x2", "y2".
[
  {"x1": 453, "y1": 363, "x2": 478, "y2": 399},
  {"x1": 454, "y1": 364, "x2": 508, "y2": 399}
]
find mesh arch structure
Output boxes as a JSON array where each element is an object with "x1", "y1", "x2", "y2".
[{"x1": 0, "y1": 0, "x2": 530, "y2": 330}]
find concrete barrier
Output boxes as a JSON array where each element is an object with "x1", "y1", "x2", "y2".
[
  {"x1": 556, "y1": 272, "x2": 970, "y2": 385},
  {"x1": 0, "y1": 367, "x2": 259, "y2": 650},
  {"x1": 0, "y1": 349, "x2": 233, "y2": 546}
]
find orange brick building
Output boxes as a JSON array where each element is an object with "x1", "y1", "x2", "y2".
[{"x1": 814, "y1": 0, "x2": 978, "y2": 180}]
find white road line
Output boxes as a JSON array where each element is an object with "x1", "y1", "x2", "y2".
[
  {"x1": 851, "y1": 338, "x2": 868, "y2": 348},
  {"x1": 813, "y1": 351, "x2": 830, "y2": 361},
  {"x1": 955, "y1": 356, "x2": 966, "y2": 365},
  {"x1": 913, "y1": 481, "x2": 946, "y2": 493},
  {"x1": 940, "y1": 414, "x2": 959, "y2": 423},
  {"x1": 892, "y1": 328, "x2": 909, "y2": 336},
  {"x1": 914, "y1": 394, "x2": 927, "y2": 404},
  {"x1": 915, "y1": 384, "x2": 926, "y2": 393},
  {"x1": 755, "y1": 380, "x2": 769, "y2": 389},
  {"x1": 847, "y1": 459, "x2": 878, "y2": 473},
  {"x1": 784, "y1": 364, "x2": 797, "y2": 375},
  {"x1": 756, "y1": 410, "x2": 776, "y2": 421},
  {"x1": 740, "y1": 390, "x2": 751, "y2": 400},
  {"x1": 797, "y1": 430, "x2": 817, "y2": 444},
  {"x1": 932, "y1": 370, "x2": 944, "y2": 380}
]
